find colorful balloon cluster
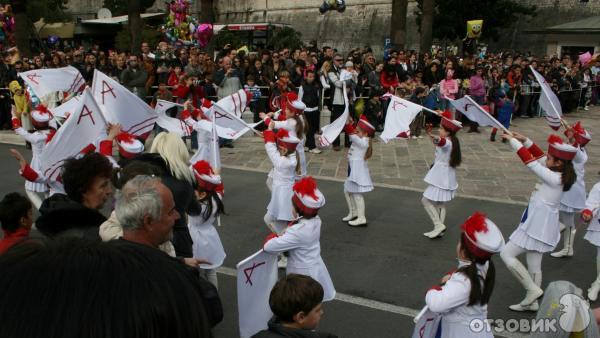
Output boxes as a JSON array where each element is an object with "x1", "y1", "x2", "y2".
[
  {"x1": 0, "y1": 5, "x2": 15, "y2": 48},
  {"x1": 319, "y1": 0, "x2": 346, "y2": 14},
  {"x1": 162, "y1": 0, "x2": 213, "y2": 47}
]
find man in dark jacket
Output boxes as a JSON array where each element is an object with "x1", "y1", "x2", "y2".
[{"x1": 120, "y1": 55, "x2": 148, "y2": 99}]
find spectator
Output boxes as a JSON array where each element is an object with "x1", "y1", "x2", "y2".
[
  {"x1": 141, "y1": 41, "x2": 155, "y2": 60},
  {"x1": 168, "y1": 62, "x2": 185, "y2": 87},
  {"x1": 408, "y1": 87, "x2": 427, "y2": 138},
  {"x1": 439, "y1": 69, "x2": 458, "y2": 110},
  {"x1": 185, "y1": 53, "x2": 202, "y2": 78},
  {"x1": 363, "y1": 89, "x2": 383, "y2": 132},
  {"x1": 0, "y1": 192, "x2": 32, "y2": 254},
  {"x1": 214, "y1": 56, "x2": 243, "y2": 99},
  {"x1": 120, "y1": 55, "x2": 148, "y2": 99},
  {"x1": 368, "y1": 62, "x2": 383, "y2": 93},
  {"x1": 245, "y1": 75, "x2": 263, "y2": 123},
  {"x1": 151, "y1": 82, "x2": 175, "y2": 115},
  {"x1": 301, "y1": 71, "x2": 321, "y2": 154},
  {"x1": 467, "y1": 66, "x2": 486, "y2": 132},
  {"x1": 328, "y1": 54, "x2": 351, "y2": 150}
]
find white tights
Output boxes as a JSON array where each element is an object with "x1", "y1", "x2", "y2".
[
  {"x1": 559, "y1": 211, "x2": 576, "y2": 228},
  {"x1": 500, "y1": 241, "x2": 543, "y2": 274}
]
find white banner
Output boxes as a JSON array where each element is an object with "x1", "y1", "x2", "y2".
[
  {"x1": 530, "y1": 66, "x2": 563, "y2": 120},
  {"x1": 380, "y1": 95, "x2": 422, "y2": 143},
  {"x1": 40, "y1": 88, "x2": 107, "y2": 180},
  {"x1": 91, "y1": 69, "x2": 157, "y2": 137},
  {"x1": 237, "y1": 249, "x2": 278, "y2": 338},
  {"x1": 154, "y1": 100, "x2": 191, "y2": 137},
  {"x1": 450, "y1": 96, "x2": 506, "y2": 131},
  {"x1": 50, "y1": 94, "x2": 82, "y2": 119},
  {"x1": 412, "y1": 307, "x2": 442, "y2": 338},
  {"x1": 19, "y1": 66, "x2": 85, "y2": 98},
  {"x1": 213, "y1": 91, "x2": 260, "y2": 140},
  {"x1": 318, "y1": 82, "x2": 348, "y2": 147}
]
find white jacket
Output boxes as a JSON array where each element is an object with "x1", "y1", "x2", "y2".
[
  {"x1": 265, "y1": 140, "x2": 296, "y2": 221},
  {"x1": 188, "y1": 196, "x2": 226, "y2": 269},
  {"x1": 560, "y1": 147, "x2": 587, "y2": 210},
  {"x1": 346, "y1": 133, "x2": 373, "y2": 187},
  {"x1": 424, "y1": 138, "x2": 458, "y2": 190},
  {"x1": 15, "y1": 127, "x2": 51, "y2": 192}
]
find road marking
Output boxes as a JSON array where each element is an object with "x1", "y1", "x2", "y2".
[{"x1": 217, "y1": 266, "x2": 526, "y2": 338}]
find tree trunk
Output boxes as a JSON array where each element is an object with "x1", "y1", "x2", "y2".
[
  {"x1": 419, "y1": 0, "x2": 434, "y2": 54},
  {"x1": 198, "y1": 0, "x2": 215, "y2": 23},
  {"x1": 128, "y1": 0, "x2": 142, "y2": 54},
  {"x1": 390, "y1": 0, "x2": 408, "y2": 50},
  {"x1": 11, "y1": 0, "x2": 31, "y2": 58}
]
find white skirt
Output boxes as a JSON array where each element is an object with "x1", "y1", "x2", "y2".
[
  {"x1": 267, "y1": 184, "x2": 295, "y2": 221},
  {"x1": 559, "y1": 203, "x2": 580, "y2": 213},
  {"x1": 344, "y1": 180, "x2": 373, "y2": 193},
  {"x1": 585, "y1": 230, "x2": 600, "y2": 247},
  {"x1": 509, "y1": 228, "x2": 555, "y2": 253},
  {"x1": 423, "y1": 185, "x2": 455, "y2": 202},
  {"x1": 26, "y1": 157, "x2": 48, "y2": 193}
]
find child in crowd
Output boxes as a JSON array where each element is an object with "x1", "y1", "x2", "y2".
[
  {"x1": 245, "y1": 75, "x2": 263, "y2": 124},
  {"x1": 490, "y1": 91, "x2": 514, "y2": 142},
  {"x1": 0, "y1": 192, "x2": 33, "y2": 254}
]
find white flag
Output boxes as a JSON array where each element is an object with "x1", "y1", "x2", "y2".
[
  {"x1": 237, "y1": 249, "x2": 278, "y2": 338},
  {"x1": 380, "y1": 95, "x2": 422, "y2": 143},
  {"x1": 91, "y1": 69, "x2": 157, "y2": 137},
  {"x1": 19, "y1": 66, "x2": 85, "y2": 98},
  {"x1": 50, "y1": 94, "x2": 82, "y2": 119},
  {"x1": 450, "y1": 96, "x2": 506, "y2": 130},
  {"x1": 40, "y1": 88, "x2": 107, "y2": 180},
  {"x1": 530, "y1": 66, "x2": 563, "y2": 119},
  {"x1": 212, "y1": 90, "x2": 261, "y2": 140},
  {"x1": 318, "y1": 82, "x2": 349, "y2": 147},
  {"x1": 154, "y1": 100, "x2": 191, "y2": 137},
  {"x1": 411, "y1": 307, "x2": 442, "y2": 338},
  {"x1": 209, "y1": 111, "x2": 221, "y2": 169}
]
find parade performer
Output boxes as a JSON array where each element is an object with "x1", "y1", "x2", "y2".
[
  {"x1": 552, "y1": 121, "x2": 590, "y2": 258},
  {"x1": 11, "y1": 105, "x2": 55, "y2": 209},
  {"x1": 422, "y1": 111, "x2": 462, "y2": 239},
  {"x1": 263, "y1": 176, "x2": 336, "y2": 301},
  {"x1": 500, "y1": 132, "x2": 577, "y2": 312},
  {"x1": 582, "y1": 182, "x2": 600, "y2": 301},
  {"x1": 189, "y1": 160, "x2": 225, "y2": 288},
  {"x1": 342, "y1": 115, "x2": 374, "y2": 227},
  {"x1": 425, "y1": 212, "x2": 504, "y2": 338}
]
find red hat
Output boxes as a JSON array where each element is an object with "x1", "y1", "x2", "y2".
[
  {"x1": 192, "y1": 160, "x2": 222, "y2": 192},
  {"x1": 284, "y1": 92, "x2": 306, "y2": 115},
  {"x1": 292, "y1": 176, "x2": 325, "y2": 217},
  {"x1": 276, "y1": 128, "x2": 300, "y2": 151},
  {"x1": 31, "y1": 104, "x2": 51, "y2": 129},
  {"x1": 440, "y1": 110, "x2": 462, "y2": 132},
  {"x1": 571, "y1": 121, "x2": 591, "y2": 146},
  {"x1": 460, "y1": 212, "x2": 505, "y2": 260},
  {"x1": 116, "y1": 132, "x2": 144, "y2": 159},
  {"x1": 357, "y1": 115, "x2": 375, "y2": 136},
  {"x1": 547, "y1": 134, "x2": 577, "y2": 161}
]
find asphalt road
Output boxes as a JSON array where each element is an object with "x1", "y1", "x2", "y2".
[{"x1": 0, "y1": 144, "x2": 597, "y2": 338}]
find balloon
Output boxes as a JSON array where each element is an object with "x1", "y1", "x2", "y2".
[
  {"x1": 579, "y1": 52, "x2": 592, "y2": 66},
  {"x1": 336, "y1": 0, "x2": 346, "y2": 12},
  {"x1": 466, "y1": 19, "x2": 483, "y2": 39},
  {"x1": 319, "y1": 0, "x2": 330, "y2": 13},
  {"x1": 195, "y1": 23, "x2": 213, "y2": 48},
  {"x1": 47, "y1": 35, "x2": 59, "y2": 45}
]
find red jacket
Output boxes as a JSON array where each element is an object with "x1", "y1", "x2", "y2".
[
  {"x1": 0, "y1": 227, "x2": 30, "y2": 254},
  {"x1": 380, "y1": 71, "x2": 399, "y2": 92}
]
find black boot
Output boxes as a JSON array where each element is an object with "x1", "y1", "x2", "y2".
[{"x1": 490, "y1": 132, "x2": 496, "y2": 142}]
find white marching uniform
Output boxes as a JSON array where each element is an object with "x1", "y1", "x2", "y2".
[
  {"x1": 184, "y1": 116, "x2": 211, "y2": 163},
  {"x1": 559, "y1": 147, "x2": 587, "y2": 213},
  {"x1": 15, "y1": 127, "x2": 51, "y2": 193},
  {"x1": 188, "y1": 196, "x2": 226, "y2": 269},
  {"x1": 265, "y1": 139, "x2": 297, "y2": 221},
  {"x1": 271, "y1": 117, "x2": 307, "y2": 179},
  {"x1": 584, "y1": 183, "x2": 600, "y2": 247},
  {"x1": 426, "y1": 262, "x2": 493, "y2": 338},
  {"x1": 344, "y1": 133, "x2": 373, "y2": 193},
  {"x1": 423, "y1": 138, "x2": 457, "y2": 202},
  {"x1": 508, "y1": 139, "x2": 562, "y2": 253},
  {"x1": 264, "y1": 216, "x2": 336, "y2": 301}
]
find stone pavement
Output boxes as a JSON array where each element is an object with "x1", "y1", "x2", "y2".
[{"x1": 1, "y1": 107, "x2": 599, "y2": 204}]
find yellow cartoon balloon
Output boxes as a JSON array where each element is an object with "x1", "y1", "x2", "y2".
[{"x1": 466, "y1": 19, "x2": 483, "y2": 39}]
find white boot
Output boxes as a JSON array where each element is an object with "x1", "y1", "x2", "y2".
[
  {"x1": 278, "y1": 254, "x2": 288, "y2": 269},
  {"x1": 422, "y1": 200, "x2": 446, "y2": 238},
  {"x1": 551, "y1": 228, "x2": 575, "y2": 258},
  {"x1": 342, "y1": 191, "x2": 357, "y2": 222},
  {"x1": 508, "y1": 263, "x2": 543, "y2": 311},
  {"x1": 348, "y1": 194, "x2": 367, "y2": 227},
  {"x1": 588, "y1": 259, "x2": 600, "y2": 301},
  {"x1": 559, "y1": 223, "x2": 566, "y2": 233}
]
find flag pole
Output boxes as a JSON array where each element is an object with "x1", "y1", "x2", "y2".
[
  {"x1": 213, "y1": 102, "x2": 263, "y2": 137},
  {"x1": 464, "y1": 95, "x2": 512, "y2": 135},
  {"x1": 529, "y1": 65, "x2": 568, "y2": 127}
]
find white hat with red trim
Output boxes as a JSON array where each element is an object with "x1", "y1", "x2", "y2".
[
  {"x1": 192, "y1": 160, "x2": 222, "y2": 192},
  {"x1": 440, "y1": 110, "x2": 462, "y2": 132},
  {"x1": 292, "y1": 176, "x2": 325, "y2": 217},
  {"x1": 284, "y1": 92, "x2": 306, "y2": 115},
  {"x1": 357, "y1": 115, "x2": 376, "y2": 136},
  {"x1": 117, "y1": 132, "x2": 144, "y2": 159},
  {"x1": 199, "y1": 98, "x2": 213, "y2": 115},
  {"x1": 572, "y1": 121, "x2": 591, "y2": 146},
  {"x1": 31, "y1": 104, "x2": 51, "y2": 129},
  {"x1": 460, "y1": 212, "x2": 505, "y2": 260},
  {"x1": 547, "y1": 134, "x2": 577, "y2": 161},
  {"x1": 276, "y1": 128, "x2": 300, "y2": 151}
]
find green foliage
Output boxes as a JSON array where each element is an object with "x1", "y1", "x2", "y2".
[
  {"x1": 415, "y1": 0, "x2": 537, "y2": 41},
  {"x1": 115, "y1": 24, "x2": 162, "y2": 53},
  {"x1": 213, "y1": 30, "x2": 241, "y2": 49},
  {"x1": 269, "y1": 27, "x2": 303, "y2": 51}
]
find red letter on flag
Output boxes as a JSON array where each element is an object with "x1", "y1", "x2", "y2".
[
  {"x1": 77, "y1": 105, "x2": 96, "y2": 125},
  {"x1": 101, "y1": 80, "x2": 116, "y2": 104}
]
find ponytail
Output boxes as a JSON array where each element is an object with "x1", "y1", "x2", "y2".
[
  {"x1": 199, "y1": 190, "x2": 225, "y2": 221},
  {"x1": 295, "y1": 150, "x2": 301, "y2": 175},
  {"x1": 448, "y1": 132, "x2": 462, "y2": 168},
  {"x1": 364, "y1": 136, "x2": 373, "y2": 160},
  {"x1": 561, "y1": 160, "x2": 577, "y2": 192},
  {"x1": 457, "y1": 235, "x2": 495, "y2": 306},
  {"x1": 294, "y1": 115, "x2": 308, "y2": 138}
]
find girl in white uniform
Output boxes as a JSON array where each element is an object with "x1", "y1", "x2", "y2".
[
  {"x1": 425, "y1": 212, "x2": 504, "y2": 338},
  {"x1": 189, "y1": 160, "x2": 226, "y2": 288},
  {"x1": 11, "y1": 106, "x2": 55, "y2": 209},
  {"x1": 500, "y1": 132, "x2": 577, "y2": 312},
  {"x1": 582, "y1": 182, "x2": 600, "y2": 301},
  {"x1": 422, "y1": 111, "x2": 463, "y2": 239},
  {"x1": 181, "y1": 100, "x2": 212, "y2": 162},
  {"x1": 263, "y1": 176, "x2": 336, "y2": 301},
  {"x1": 552, "y1": 121, "x2": 590, "y2": 258},
  {"x1": 342, "y1": 115, "x2": 375, "y2": 227}
]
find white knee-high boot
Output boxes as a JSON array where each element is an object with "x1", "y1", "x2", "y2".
[
  {"x1": 507, "y1": 262, "x2": 543, "y2": 311},
  {"x1": 588, "y1": 258, "x2": 600, "y2": 301},
  {"x1": 551, "y1": 228, "x2": 575, "y2": 258},
  {"x1": 348, "y1": 194, "x2": 367, "y2": 227},
  {"x1": 342, "y1": 191, "x2": 357, "y2": 222},
  {"x1": 422, "y1": 199, "x2": 446, "y2": 238}
]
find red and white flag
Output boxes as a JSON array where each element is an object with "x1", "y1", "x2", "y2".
[
  {"x1": 212, "y1": 90, "x2": 261, "y2": 140},
  {"x1": 412, "y1": 306, "x2": 442, "y2": 338},
  {"x1": 91, "y1": 69, "x2": 157, "y2": 137},
  {"x1": 154, "y1": 99, "x2": 191, "y2": 137},
  {"x1": 318, "y1": 82, "x2": 349, "y2": 147},
  {"x1": 380, "y1": 95, "x2": 422, "y2": 143},
  {"x1": 237, "y1": 249, "x2": 278, "y2": 338},
  {"x1": 40, "y1": 88, "x2": 107, "y2": 180},
  {"x1": 530, "y1": 66, "x2": 563, "y2": 130},
  {"x1": 50, "y1": 94, "x2": 82, "y2": 119},
  {"x1": 450, "y1": 96, "x2": 507, "y2": 131},
  {"x1": 19, "y1": 66, "x2": 85, "y2": 98}
]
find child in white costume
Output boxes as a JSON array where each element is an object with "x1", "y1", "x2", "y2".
[
  {"x1": 189, "y1": 160, "x2": 226, "y2": 289},
  {"x1": 500, "y1": 132, "x2": 577, "y2": 312},
  {"x1": 422, "y1": 111, "x2": 463, "y2": 239},
  {"x1": 263, "y1": 176, "x2": 336, "y2": 301},
  {"x1": 425, "y1": 212, "x2": 504, "y2": 338},
  {"x1": 342, "y1": 115, "x2": 375, "y2": 227},
  {"x1": 552, "y1": 121, "x2": 590, "y2": 258}
]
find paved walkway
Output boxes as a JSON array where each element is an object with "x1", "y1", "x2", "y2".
[{"x1": 2, "y1": 107, "x2": 599, "y2": 204}]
